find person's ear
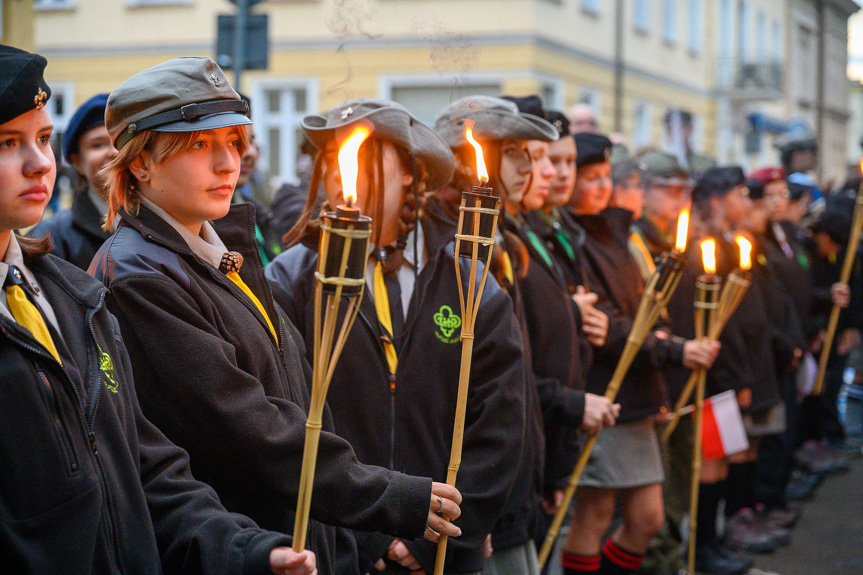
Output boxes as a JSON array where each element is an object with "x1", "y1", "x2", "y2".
[
  {"x1": 128, "y1": 153, "x2": 150, "y2": 183},
  {"x1": 69, "y1": 153, "x2": 85, "y2": 176}
]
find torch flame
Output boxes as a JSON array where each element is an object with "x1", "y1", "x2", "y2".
[
  {"x1": 701, "y1": 239, "x2": 716, "y2": 275},
  {"x1": 337, "y1": 125, "x2": 372, "y2": 206},
  {"x1": 675, "y1": 209, "x2": 689, "y2": 252},
  {"x1": 464, "y1": 120, "x2": 489, "y2": 185},
  {"x1": 736, "y1": 236, "x2": 752, "y2": 270}
]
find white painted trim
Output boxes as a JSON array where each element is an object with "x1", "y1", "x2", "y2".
[{"x1": 34, "y1": 0, "x2": 76, "y2": 10}]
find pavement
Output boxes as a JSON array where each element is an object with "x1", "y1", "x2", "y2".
[{"x1": 750, "y1": 457, "x2": 863, "y2": 575}]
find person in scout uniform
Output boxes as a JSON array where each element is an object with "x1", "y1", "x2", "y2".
[
  {"x1": 427, "y1": 95, "x2": 554, "y2": 575},
  {"x1": 265, "y1": 98, "x2": 526, "y2": 575},
  {"x1": 502, "y1": 96, "x2": 618, "y2": 530},
  {"x1": 561, "y1": 132, "x2": 719, "y2": 575},
  {"x1": 0, "y1": 44, "x2": 319, "y2": 575},
  {"x1": 89, "y1": 62, "x2": 462, "y2": 575},
  {"x1": 29, "y1": 93, "x2": 114, "y2": 270}
]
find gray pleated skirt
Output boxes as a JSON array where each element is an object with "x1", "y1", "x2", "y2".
[{"x1": 579, "y1": 417, "x2": 665, "y2": 489}]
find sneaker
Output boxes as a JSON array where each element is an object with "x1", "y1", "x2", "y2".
[
  {"x1": 724, "y1": 509, "x2": 779, "y2": 553},
  {"x1": 763, "y1": 505, "x2": 800, "y2": 529},
  {"x1": 794, "y1": 439, "x2": 850, "y2": 474},
  {"x1": 694, "y1": 544, "x2": 750, "y2": 575},
  {"x1": 785, "y1": 470, "x2": 821, "y2": 501}
]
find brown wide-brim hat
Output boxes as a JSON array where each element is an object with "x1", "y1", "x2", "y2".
[
  {"x1": 433, "y1": 95, "x2": 558, "y2": 149},
  {"x1": 301, "y1": 98, "x2": 455, "y2": 192}
]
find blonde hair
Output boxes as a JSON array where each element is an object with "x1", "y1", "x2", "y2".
[{"x1": 100, "y1": 126, "x2": 249, "y2": 230}]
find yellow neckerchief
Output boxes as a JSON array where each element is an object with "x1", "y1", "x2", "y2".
[
  {"x1": 4, "y1": 270, "x2": 62, "y2": 364},
  {"x1": 372, "y1": 260, "x2": 399, "y2": 374},
  {"x1": 629, "y1": 230, "x2": 656, "y2": 281},
  {"x1": 224, "y1": 271, "x2": 279, "y2": 346}
]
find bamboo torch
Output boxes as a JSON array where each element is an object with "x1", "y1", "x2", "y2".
[
  {"x1": 433, "y1": 121, "x2": 501, "y2": 575},
  {"x1": 537, "y1": 210, "x2": 690, "y2": 569},
  {"x1": 662, "y1": 236, "x2": 753, "y2": 441},
  {"x1": 292, "y1": 125, "x2": 373, "y2": 552},
  {"x1": 814, "y1": 173, "x2": 863, "y2": 395},
  {"x1": 687, "y1": 240, "x2": 721, "y2": 575}
]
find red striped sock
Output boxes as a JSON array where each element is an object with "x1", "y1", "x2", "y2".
[
  {"x1": 599, "y1": 539, "x2": 644, "y2": 575},
  {"x1": 561, "y1": 550, "x2": 601, "y2": 574}
]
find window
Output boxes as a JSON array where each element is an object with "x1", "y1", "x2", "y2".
[
  {"x1": 127, "y1": 0, "x2": 191, "y2": 6},
  {"x1": 387, "y1": 83, "x2": 500, "y2": 126},
  {"x1": 634, "y1": 0, "x2": 650, "y2": 33},
  {"x1": 720, "y1": 0, "x2": 733, "y2": 59},
  {"x1": 772, "y1": 20, "x2": 782, "y2": 60},
  {"x1": 251, "y1": 80, "x2": 316, "y2": 187},
  {"x1": 756, "y1": 10, "x2": 767, "y2": 62},
  {"x1": 738, "y1": 1, "x2": 750, "y2": 63},
  {"x1": 579, "y1": 88, "x2": 602, "y2": 119},
  {"x1": 633, "y1": 101, "x2": 652, "y2": 148},
  {"x1": 688, "y1": 0, "x2": 702, "y2": 54},
  {"x1": 662, "y1": 0, "x2": 677, "y2": 44},
  {"x1": 46, "y1": 83, "x2": 75, "y2": 156},
  {"x1": 581, "y1": 0, "x2": 600, "y2": 16},
  {"x1": 34, "y1": 0, "x2": 75, "y2": 9}
]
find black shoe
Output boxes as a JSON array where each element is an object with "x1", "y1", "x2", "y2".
[
  {"x1": 785, "y1": 471, "x2": 820, "y2": 501},
  {"x1": 694, "y1": 544, "x2": 750, "y2": 575},
  {"x1": 715, "y1": 545, "x2": 754, "y2": 572}
]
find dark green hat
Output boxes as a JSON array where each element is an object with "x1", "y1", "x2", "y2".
[
  {"x1": 434, "y1": 95, "x2": 558, "y2": 149},
  {"x1": 106, "y1": 57, "x2": 251, "y2": 150},
  {"x1": 0, "y1": 45, "x2": 51, "y2": 126},
  {"x1": 637, "y1": 151, "x2": 689, "y2": 184}
]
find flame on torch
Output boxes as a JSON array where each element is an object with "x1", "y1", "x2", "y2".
[
  {"x1": 337, "y1": 125, "x2": 372, "y2": 206},
  {"x1": 464, "y1": 120, "x2": 489, "y2": 185},
  {"x1": 675, "y1": 209, "x2": 690, "y2": 252},
  {"x1": 701, "y1": 239, "x2": 716, "y2": 275},
  {"x1": 735, "y1": 236, "x2": 752, "y2": 270}
]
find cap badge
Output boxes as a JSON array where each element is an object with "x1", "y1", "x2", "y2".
[
  {"x1": 340, "y1": 107, "x2": 354, "y2": 120},
  {"x1": 209, "y1": 73, "x2": 221, "y2": 87},
  {"x1": 34, "y1": 88, "x2": 48, "y2": 110},
  {"x1": 604, "y1": 148, "x2": 611, "y2": 160},
  {"x1": 553, "y1": 119, "x2": 563, "y2": 132}
]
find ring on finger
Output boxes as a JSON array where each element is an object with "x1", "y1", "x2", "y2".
[{"x1": 436, "y1": 495, "x2": 444, "y2": 513}]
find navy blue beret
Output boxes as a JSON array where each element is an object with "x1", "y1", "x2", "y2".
[
  {"x1": 812, "y1": 210, "x2": 851, "y2": 246},
  {"x1": 574, "y1": 132, "x2": 612, "y2": 168},
  {"x1": 692, "y1": 166, "x2": 746, "y2": 203},
  {"x1": 62, "y1": 92, "x2": 110, "y2": 163},
  {"x1": 745, "y1": 178, "x2": 765, "y2": 201},
  {"x1": 0, "y1": 45, "x2": 51, "y2": 126},
  {"x1": 545, "y1": 111, "x2": 570, "y2": 139}
]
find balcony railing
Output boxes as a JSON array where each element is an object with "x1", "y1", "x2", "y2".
[{"x1": 716, "y1": 58, "x2": 784, "y2": 101}]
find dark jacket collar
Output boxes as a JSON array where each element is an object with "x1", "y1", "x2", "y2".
[
  {"x1": 26, "y1": 252, "x2": 105, "y2": 311},
  {"x1": 569, "y1": 206, "x2": 633, "y2": 249},
  {"x1": 633, "y1": 216, "x2": 673, "y2": 255},
  {"x1": 421, "y1": 195, "x2": 459, "y2": 255},
  {"x1": 71, "y1": 192, "x2": 111, "y2": 241}
]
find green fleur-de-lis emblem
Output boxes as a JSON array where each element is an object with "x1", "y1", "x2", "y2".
[
  {"x1": 433, "y1": 305, "x2": 462, "y2": 344},
  {"x1": 99, "y1": 348, "x2": 118, "y2": 393}
]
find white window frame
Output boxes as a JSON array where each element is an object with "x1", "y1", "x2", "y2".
[
  {"x1": 250, "y1": 78, "x2": 318, "y2": 188},
  {"x1": 662, "y1": 0, "x2": 677, "y2": 44},
  {"x1": 634, "y1": 0, "x2": 651, "y2": 33},
  {"x1": 34, "y1": 0, "x2": 76, "y2": 9},
  {"x1": 632, "y1": 100, "x2": 653, "y2": 148}
]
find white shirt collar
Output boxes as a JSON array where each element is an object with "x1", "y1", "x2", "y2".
[{"x1": 140, "y1": 197, "x2": 228, "y2": 270}]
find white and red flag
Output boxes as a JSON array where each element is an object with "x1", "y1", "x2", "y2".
[{"x1": 694, "y1": 390, "x2": 749, "y2": 460}]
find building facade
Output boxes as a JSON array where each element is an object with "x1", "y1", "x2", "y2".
[{"x1": 26, "y1": 0, "x2": 859, "y2": 186}]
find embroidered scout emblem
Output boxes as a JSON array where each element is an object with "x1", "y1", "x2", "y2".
[
  {"x1": 219, "y1": 251, "x2": 244, "y2": 274},
  {"x1": 340, "y1": 107, "x2": 354, "y2": 120},
  {"x1": 34, "y1": 88, "x2": 48, "y2": 110},
  {"x1": 433, "y1": 305, "x2": 462, "y2": 344},
  {"x1": 98, "y1": 348, "x2": 119, "y2": 393},
  {"x1": 209, "y1": 73, "x2": 221, "y2": 87}
]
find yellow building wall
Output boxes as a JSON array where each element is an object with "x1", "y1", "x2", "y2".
[{"x1": 2, "y1": 0, "x2": 35, "y2": 51}]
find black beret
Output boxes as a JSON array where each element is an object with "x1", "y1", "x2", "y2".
[
  {"x1": 0, "y1": 45, "x2": 51, "y2": 126},
  {"x1": 545, "y1": 111, "x2": 570, "y2": 139},
  {"x1": 745, "y1": 178, "x2": 765, "y2": 201},
  {"x1": 692, "y1": 166, "x2": 745, "y2": 203},
  {"x1": 501, "y1": 95, "x2": 545, "y2": 119},
  {"x1": 62, "y1": 93, "x2": 109, "y2": 163},
  {"x1": 812, "y1": 210, "x2": 852, "y2": 246},
  {"x1": 574, "y1": 132, "x2": 612, "y2": 168}
]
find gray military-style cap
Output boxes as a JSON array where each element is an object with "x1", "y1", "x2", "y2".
[
  {"x1": 302, "y1": 98, "x2": 455, "y2": 192},
  {"x1": 433, "y1": 95, "x2": 558, "y2": 149},
  {"x1": 106, "y1": 57, "x2": 251, "y2": 150}
]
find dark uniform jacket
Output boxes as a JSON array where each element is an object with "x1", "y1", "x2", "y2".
[
  {"x1": 89, "y1": 204, "x2": 431, "y2": 575},
  {"x1": 265, "y1": 202, "x2": 527, "y2": 574},
  {"x1": 1, "y1": 251, "x2": 290, "y2": 574},
  {"x1": 566, "y1": 207, "x2": 685, "y2": 422},
  {"x1": 30, "y1": 192, "x2": 111, "y2": 271}
]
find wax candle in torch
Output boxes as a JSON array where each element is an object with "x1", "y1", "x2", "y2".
[
  {"x1": 815, "y1": 168, "x2": 863, "y2": 395},
  {"x1": 293, "y1": 124, "x2": 372, "y2": 552},
  {"x1": 434, "y1": 120, "x2": 501, "y2": 575},
  {"x1": 539, "y1": 206, "x2": 690, "y2": 569},
  {"x1": 686, "y1": 240, "x2": 722, "y2": 575}
]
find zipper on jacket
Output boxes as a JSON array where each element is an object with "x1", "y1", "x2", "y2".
[
  {"x1": 389, "y1": 373, "x2": 397, "y2": 470},
  {"x1": 37, "y1": 369, "x2": 80, "y2": 474}
]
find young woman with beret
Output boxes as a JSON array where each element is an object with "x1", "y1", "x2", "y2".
[
  {"x1": 0, "y1": 45, "x2": 316, "y2": 575},
  {"x1": 90, "y1": 60, "x2": 460, "y2": 575},
  {"x1": 266, "y1": 98, "x2": 526, "y2": 575}
]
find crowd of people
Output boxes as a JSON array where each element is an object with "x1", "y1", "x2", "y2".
[{"x1": 2, "y1": 43, "x2": 861, "y2": 575}]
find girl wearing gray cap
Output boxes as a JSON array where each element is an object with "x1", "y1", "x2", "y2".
[
  {"x1": 0, "y1": 46, "x2": 317, "y2": 575},
  {"x1": 90, "y1": 60, "x2": 461, "y2": 575},
  {"x1": 266, "y1": 98, "x2": 526, "y2": 575}
]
